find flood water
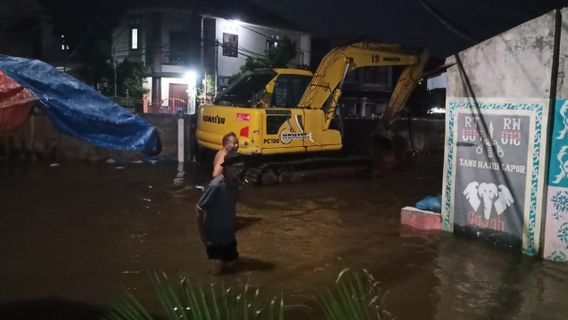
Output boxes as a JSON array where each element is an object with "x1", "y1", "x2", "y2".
[{"x1": 1, "y1": 156, "x2": 568, "y2": 319}]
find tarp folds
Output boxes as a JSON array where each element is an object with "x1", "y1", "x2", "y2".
[
  {"x1": 0, "y1": 70, "x2": 35, "y2": 133},
  {"x1": 0, "y1": 55, "x2": 161, "y2": 155}
]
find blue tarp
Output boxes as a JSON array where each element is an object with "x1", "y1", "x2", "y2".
[
  {"x1": 0, "y1": 55, "x2": 161, "y2": 155},
  {"x1": 416, "y1": 195, "x2": 441, "y2": 213}
]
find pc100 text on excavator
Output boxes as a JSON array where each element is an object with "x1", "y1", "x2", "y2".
[{"x1": 196, "y1": 42, "x2": 429, "y2": 185}]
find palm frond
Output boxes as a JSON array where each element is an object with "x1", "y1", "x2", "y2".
[
  {"x1": 102, "y1": 286, "x2": 154, "y2": 320},
  {"x1": 104, "y1": 270, "x2": 286, "y2": 320},
  {"x1": 104, "y1": 268, "x2": 392, "y2": 320},
  {"x1": 320, "y1": 268, "x2": 392, "y2": 320}
]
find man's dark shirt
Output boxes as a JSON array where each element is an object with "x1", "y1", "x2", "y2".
[{"x1": 197, "y1": 175, "x2": 237, "y2": 246}]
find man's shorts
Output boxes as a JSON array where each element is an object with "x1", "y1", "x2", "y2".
[{"x1": 206, "y1": 239, "x2": 238, "y2": 262}]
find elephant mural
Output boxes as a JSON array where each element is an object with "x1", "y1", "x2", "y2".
[{"x1": 463, "y1": 181, "x2": 515, "y2": 220}]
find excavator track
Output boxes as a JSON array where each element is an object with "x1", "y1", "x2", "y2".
[{"x1": 242, "y1": 155, "x2": 373, "y2": 186}]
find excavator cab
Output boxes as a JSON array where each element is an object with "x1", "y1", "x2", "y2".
[
  {"x1": 214, "y1": 69, "x2": 275, "y2": 107},
  {"x1": 197, "y1": 68, "x2": 313, "y2": 155},
  {"x1": 214, "y1": 69, "x2": 312, "y2": 108}
]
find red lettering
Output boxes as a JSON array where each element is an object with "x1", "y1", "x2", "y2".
[
  {"x1": 467, "y1": 211, "x2": 476, "y2": 224},
  {"x1": 466, "y1": 211, "x2": 506, "y2": 231},
  {"x1": 501, "y1": 130, "x2": 522, "y2": 146},
  {"x1": 236, "y1": 113, "x2": 250, "y2": 122},
  {"x1": 462, "y1": 129, "x2": 478, "y2": 142}
]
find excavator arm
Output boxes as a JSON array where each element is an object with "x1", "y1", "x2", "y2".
[
  {"x1": 298, "y1": 42, "x2": 429, "y2": 128},
  {"x1": 383, "y1": 49, "x2": 429, "y2": 125}
]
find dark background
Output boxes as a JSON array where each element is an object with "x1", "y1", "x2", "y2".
[{"x1": 250, "y1": 0, "x2": 568, "y2": 58}]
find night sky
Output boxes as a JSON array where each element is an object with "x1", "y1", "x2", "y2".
[
  {"x1": 250, "y1": 0, "x2": 568, "y2": 58},
  {"x1": 2, "y1": 0, "x2": 568, "y2": 60}
]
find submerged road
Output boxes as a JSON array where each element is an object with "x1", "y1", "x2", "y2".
[{"x1": 0, "y1": 155, "x2": 567, "y2": 319}]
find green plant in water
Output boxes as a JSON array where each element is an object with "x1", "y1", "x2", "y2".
[
  {"x1": 103, "y1": 270, "x2": 284, "y2": 320},
  {"x1": 320, "y1": 268, "x2": 392, "y2": 320},
  {"x1": 104, "y1": 268, "x2": 390, "y2": 320}
]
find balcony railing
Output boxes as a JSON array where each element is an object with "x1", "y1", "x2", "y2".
[
  {"x1": 160, "y1": 51, "x2": 190, "y2": 66},
  {"x1": 147, "y1": 98, "x2": 187, "y2": 114}
]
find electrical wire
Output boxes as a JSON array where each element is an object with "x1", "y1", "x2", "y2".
[
  {"x1": 418, "y1": 0, "x2": 478, "y2": 43},
  {"x1": 238, "y1": 23, "x2": 310, "y2": 56}
]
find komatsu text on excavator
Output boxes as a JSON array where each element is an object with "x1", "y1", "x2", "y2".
[{"x1": 196, "y1": 42, "x2": 428, "y2": 184}]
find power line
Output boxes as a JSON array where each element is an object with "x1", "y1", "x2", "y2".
[
  {"x1": 236, "y1": 23, "x2": 310, "y2": 55},
  {"x1": 112, "y1": 39, "x2": 267, "y2": 60},
  {"x1": 419, "y1": 0, "x2": 478, "y2": 43}
]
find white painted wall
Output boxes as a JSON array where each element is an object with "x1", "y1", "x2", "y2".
[
  {"x1": 215, "y1": 18, "x2": 311, "y2": 78},
  {"x1": 299, "y1": 33, "x2": 311, "y2": 66},
  {"x1": 445, "y1": 13, "x2": 554, "y2": 100}
]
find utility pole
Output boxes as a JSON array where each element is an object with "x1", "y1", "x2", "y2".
[{"x1": 113, "y1": 56, "x2": 117, "y2": 97}]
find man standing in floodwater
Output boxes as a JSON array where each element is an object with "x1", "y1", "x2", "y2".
[
  {"x1": 196, "y1": 150, "x2": 245, "y2": 272},
  {"x1": 212, "y1": 132, "x2": 239, "y2": 177}
]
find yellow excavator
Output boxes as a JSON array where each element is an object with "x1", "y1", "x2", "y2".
[{"x1": 196, "y1": 42, "x2": 428, "y2": 184}]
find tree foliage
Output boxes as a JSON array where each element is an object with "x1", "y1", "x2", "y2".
[
  {"x1": 263, "y1": 36, "x2": 298, "y2": 68},
  {"x1": 229, "y1": 36, "x2": 299, "y2": 84},
  {"x1": 114, "y1": 59, "x2": 150, "y2": 98},
  {"x1": 197, "y1": 73, "x2": 216, "y2": 103}
]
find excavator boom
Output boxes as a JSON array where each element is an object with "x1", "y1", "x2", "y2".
[
  {"x1": 383, "y1": 49, "x2": 429, "y2": 125},
  {"x1": 298, "y1": 42, "x2": 428, "y2": 128}
]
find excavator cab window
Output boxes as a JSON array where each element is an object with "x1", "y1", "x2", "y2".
[
  {"x1": 214, "y1": 70, "x2": 276, "y2": 107},
  {"x1": 271, "y1": 74, "x2": 312, "y2": 108}
]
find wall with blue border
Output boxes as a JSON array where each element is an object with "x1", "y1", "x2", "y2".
[{"x1": 442, "y1": 9, "x2": 560, "y2": 256}]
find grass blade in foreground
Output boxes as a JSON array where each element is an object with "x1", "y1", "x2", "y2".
[
  {"x1": 320, "y1": 268, "x2": 392, "y2": 320},
  {"x1": 104, "y1": 270, "x2": 286, "y2": 320}
]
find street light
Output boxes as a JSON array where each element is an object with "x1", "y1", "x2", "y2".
[
  {"x1": 228, "y1": 19, "x2": 243, "y2": 26},
  {"x1": 184, "y1": 70, "x2": 197, "y2": 88},
  {"x1": 184, "y1": 70, "x2": 198, "y2": 114}
]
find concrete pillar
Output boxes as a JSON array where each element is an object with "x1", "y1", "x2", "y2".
[
  {"x1": 152, "y1": 76, "x2": 161, "y2": 108},
  {"x1": 150, "y1": 13, "x2": 162, "y2": 108},
  {"x1": 177, "y1": 110, "x2": 185, "y2": 162},
  {"x1": 543, "y1": 8, "x2": 568, "y2": 262}
]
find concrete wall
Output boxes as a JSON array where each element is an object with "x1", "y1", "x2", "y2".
[
  {"x1": 2, "y1": 110, "x2": 442, "y2": 168},
  {"x1": 543, "y1": 9, "x2": 568, "y2": 262},
  {"x1": 442, "y1": 9, "x2": 560, "y2": 256},
  {"x1": 1, "y1": 112, "x2": 188, "y2": 163},
  {"x1": 390, "y1": 118, "x2": 445, "y2": 155}
]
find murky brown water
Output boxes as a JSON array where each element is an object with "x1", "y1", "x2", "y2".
[{"x1": 1, "y1": 156, "x2": 568, "y2": 319}]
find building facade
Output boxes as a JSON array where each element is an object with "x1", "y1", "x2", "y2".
[{"x1": 111, "y1": 1, "x2": 310, "y2": 114}]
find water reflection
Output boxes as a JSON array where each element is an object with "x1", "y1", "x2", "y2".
[
  {"x1": 0, "y1": 158, "x2": 567, "y2": 320},
  {"x1": 433, "y1": 240, "x2": 568, "y2": 319},
  {"x1": 173, "y1": 162, "x2": 185, "y2": 186}
]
